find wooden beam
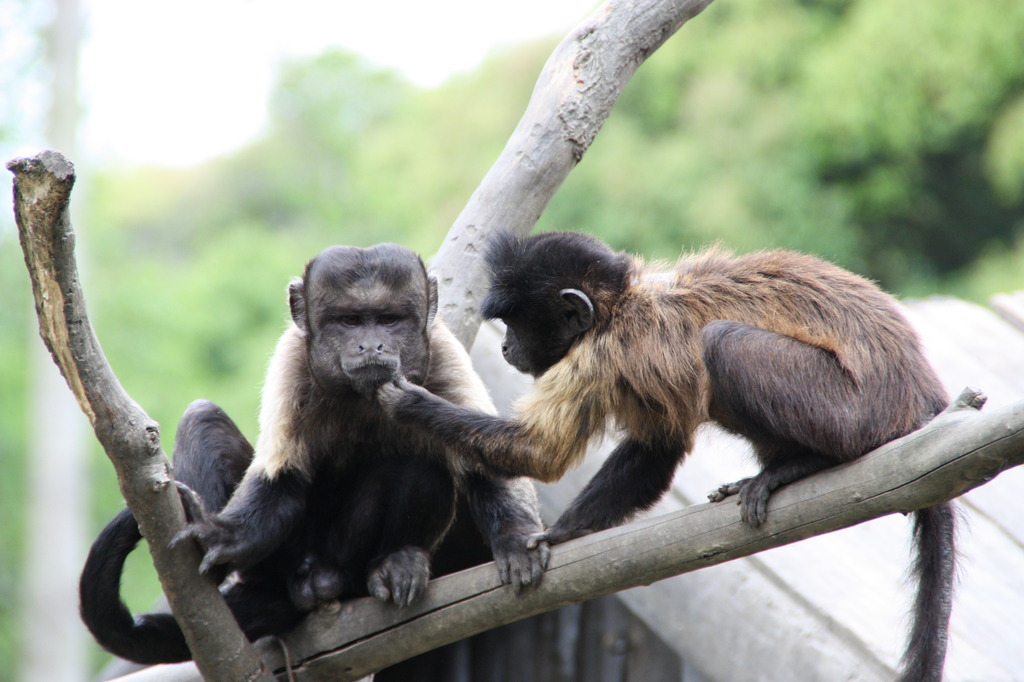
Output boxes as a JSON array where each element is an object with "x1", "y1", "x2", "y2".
[{"x1": 125, "y1": 388, "x2": 1022, "y2": 681}]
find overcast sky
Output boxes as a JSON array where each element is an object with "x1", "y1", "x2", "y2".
[{"x1": 77, "y1": 0, "x2": 597, "y2": 166}]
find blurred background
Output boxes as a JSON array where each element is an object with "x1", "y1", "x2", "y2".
[{"x1": 1, "y1": 0, "x2": 1022, "y2": 678}]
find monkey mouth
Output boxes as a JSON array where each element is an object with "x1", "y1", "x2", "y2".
[{"x1": 346, "y1": 360, "x2": 400, "y2": 391}]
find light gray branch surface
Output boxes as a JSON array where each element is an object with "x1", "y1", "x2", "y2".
[{"x1": 9, "y1": 151, "x2": 273, "y2": 682}]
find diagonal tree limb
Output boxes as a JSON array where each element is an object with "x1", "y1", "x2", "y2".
[
  {"x1": 432, "y1": 0, "x2": 718, "y2": 348},
  {"x1": 9, "y1": 150, "x2": 274, "y2": 682}
]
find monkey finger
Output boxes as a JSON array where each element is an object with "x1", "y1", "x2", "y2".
[
  {"x1": 708, "y1": 479, "x2": 746, "y2": 503},
  {"x1": 525, "y1": 531, "x2": 549, "y2": 550},
  {"x1": 168, "y1": 524, "x2": 203, "y2": 550},
  {"x1": 173, "y1": 482, "x2": 208, "y2": 524},
  {"x1": 404, "y1": 573, "x2": 428, "y2": 607},
  {"x1": 738, "y1": 485, "x2": 770, "y2": 528},
  {"x1": 391, "y1": 376, "x2": 418, "y2": 392},
  {"x1": 496, "y1": 557, "x2": 511, "y2": 585},
  {"x1": 533, "y1": 540, "x2": 552, "y2": 573},
  {"x1": 367, "y1": 569, "x2": 392, "y2": 603},
  {"x1": 376, "y1": 381, "x2": 400, "y2": 404},
  {"x1": 392, "y1": 579, "x2": 408, "y2": 607},
  {"x1": 198, "y1": 547, "x2": 229, "y2": 575}
]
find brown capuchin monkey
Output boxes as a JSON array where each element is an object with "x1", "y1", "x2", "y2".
[{"x1": 379, "y1": 230, "x2": 955, "y2": 682}]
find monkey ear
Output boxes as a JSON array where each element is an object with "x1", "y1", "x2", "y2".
[
  {"x1": 288, "y1": 277, "x2": 309, "y2": 335},
  {"x1": 559, "y1": 288, "x2": 595, "y2": 335},
  {"x1": 426, "y1": 274, "x2": 439, "y2": 327}
]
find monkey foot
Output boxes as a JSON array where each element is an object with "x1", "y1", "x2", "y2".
[
  {"x1": 367, "y1": 546, "x2": 431, "y2": 608},
  {"x1": 708, "y1": 477, "x2": 771, "y2": 527},
  {"x1": 707, "y1": 478, "x2": 748, "y2": 503}
]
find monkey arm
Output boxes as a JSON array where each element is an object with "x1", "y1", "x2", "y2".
[
  {"x1": 463, "y1": 471, "x2": 550, "y2": 590},
  {"x1": 175, "y1": 466, "x2": 309, "y2": 574},
  {"x1": 536, "y1": 435, "x2": 686, "y2": 546},
  {"x1": 380, "y1": 379, "x2": 571, "y2": 482}
]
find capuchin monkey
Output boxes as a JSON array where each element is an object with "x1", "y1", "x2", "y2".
[
  {"x1": 79, "y1": 243, "x2": 549, "y2": 665},
  {"x1": 379, "y1": 230, "x2": 956, "y2": 682}
]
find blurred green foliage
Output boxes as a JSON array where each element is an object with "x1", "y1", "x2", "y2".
[{"x1": 2, "y1": 0, "x2": 1023, "y2": 675}]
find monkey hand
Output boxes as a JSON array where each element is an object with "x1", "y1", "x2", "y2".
[
  {"x1": 171, "y1": 514, "x2": 251, "y2": 575},
  {"x1": 170, "y1": 481, "x2": 237, "y2": 574},
  {"x1": 492, "y1": 532, "x2": 550, "y2": 593},
  {"x1": 526, "y1": 524, "x2": 592, "y2": 548},
  {"x1": 377, "y1": 377, "x2": 427, "y2": 418},
  {"x1": 708, "y1": 476, "x2": 771, "y2": 528},
  {"x1": 367, "y1": 546, "x2": 431, "y2": 607}
]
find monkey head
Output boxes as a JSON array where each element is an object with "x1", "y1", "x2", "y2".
[
  {"x1": 288, "y1": 244, "x2": 437, "y2": 395},
  {"x1": 480, "y1": 230, "x2": 633, "y2": 377}
]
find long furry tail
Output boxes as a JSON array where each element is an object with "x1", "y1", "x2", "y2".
[
  {"x1": 897, "y1": 502, "x2": 957, "y2": 682},
  {"x1": 79, "y1": 508, "x2": 192, "y2": 664}
]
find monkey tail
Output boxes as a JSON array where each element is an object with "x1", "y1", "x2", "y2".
[
  {"x1": 79, "y1": 508, "x2": 193, "y2": 664},
  {"x1": 897, "y1": 502, "x2": 957, "y2": 682}
]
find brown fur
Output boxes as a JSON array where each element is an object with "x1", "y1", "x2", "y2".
[{"x1": 495, "y1": 247, "x2": 944, "y2": 482}]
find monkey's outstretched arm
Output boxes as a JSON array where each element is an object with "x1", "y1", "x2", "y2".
[
  {"x1": 464, "y1": 471, "x2": 550, "y2": 590},
  {"x1": 380, "y1": 379, "x2": 572, "y2": 483},
  {"x1": 532, "y1": 436, "x2": 686, "y2": 546}
]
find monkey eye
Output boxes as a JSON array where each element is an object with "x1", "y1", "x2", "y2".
[
  {"x1": 378, "y1": 314, "x2": 402, "y2": 326},
  {"x1": 338, "y1": 315, "x2": 362, "y2": 327}
]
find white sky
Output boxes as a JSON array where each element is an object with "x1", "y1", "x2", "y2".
[{"x1": 78, "y1": 0, "x2": 599, "y2": 166}]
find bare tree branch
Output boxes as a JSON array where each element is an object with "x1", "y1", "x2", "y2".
[
  {"x1": 8, "y1": 150, "x2": 274, "y2": 682},
  {"x1": 432, "y1": 0, "x2": 717, "y2": 347}
]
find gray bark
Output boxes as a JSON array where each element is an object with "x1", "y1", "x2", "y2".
[
  {"x1": 433, "y1": 0, "x2": 717, "y2": 347},
  {"x1": 9, "y1": 151, "x2": 273, "y2": 682}
]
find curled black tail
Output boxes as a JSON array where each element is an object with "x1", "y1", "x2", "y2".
[
  {"x1": 897, "y1": 502, "x2": 957, "y2": 682},
  {"x1": 79, "y1": 508, "x2": 192, "y2": 664}
]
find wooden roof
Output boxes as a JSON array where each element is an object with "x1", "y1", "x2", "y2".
[{"x1": 471, "y1": 291, "x2": 1024, "y2": 682}]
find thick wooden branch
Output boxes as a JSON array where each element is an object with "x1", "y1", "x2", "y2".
[
  {"x1": 8, "y1": 151, "x2": 273, "y2": 682},
  {"x1": 121, "y1": 389, "x2": 1024, "y2": 681},
  {"x1": 432, "y1": 0, "x2": 717, "y2": 347}
]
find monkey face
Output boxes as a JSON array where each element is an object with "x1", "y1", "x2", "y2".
[
  {"x1": 498, "y1": 317, "x2": 567, "y2": 377},
  {"x1": 290, "y1": 244, "x2": 434, "y2": 395},
  {"x1": 497, "y1": 293, "x2": 593, "y2": 378}
]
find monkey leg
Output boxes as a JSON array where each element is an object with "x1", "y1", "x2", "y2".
[
  {"x1": 306, "y1": 458, "x2": 457, "y2": 608},
  {"x1": 366, "y1": 459, "x2": 456, "y2": 607},
  {"x1": 171, "y1": 399, "x2": 253, "y2": 513},
  {"x1": 709, "y1": 453, "x2": 835, "y2": 527},
  {"x1": 540, "y1": 435, "x2": 686, "y2": 545},
  {"x1": 702, "y1": 320, "x2": 868, "y2": 527}
]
